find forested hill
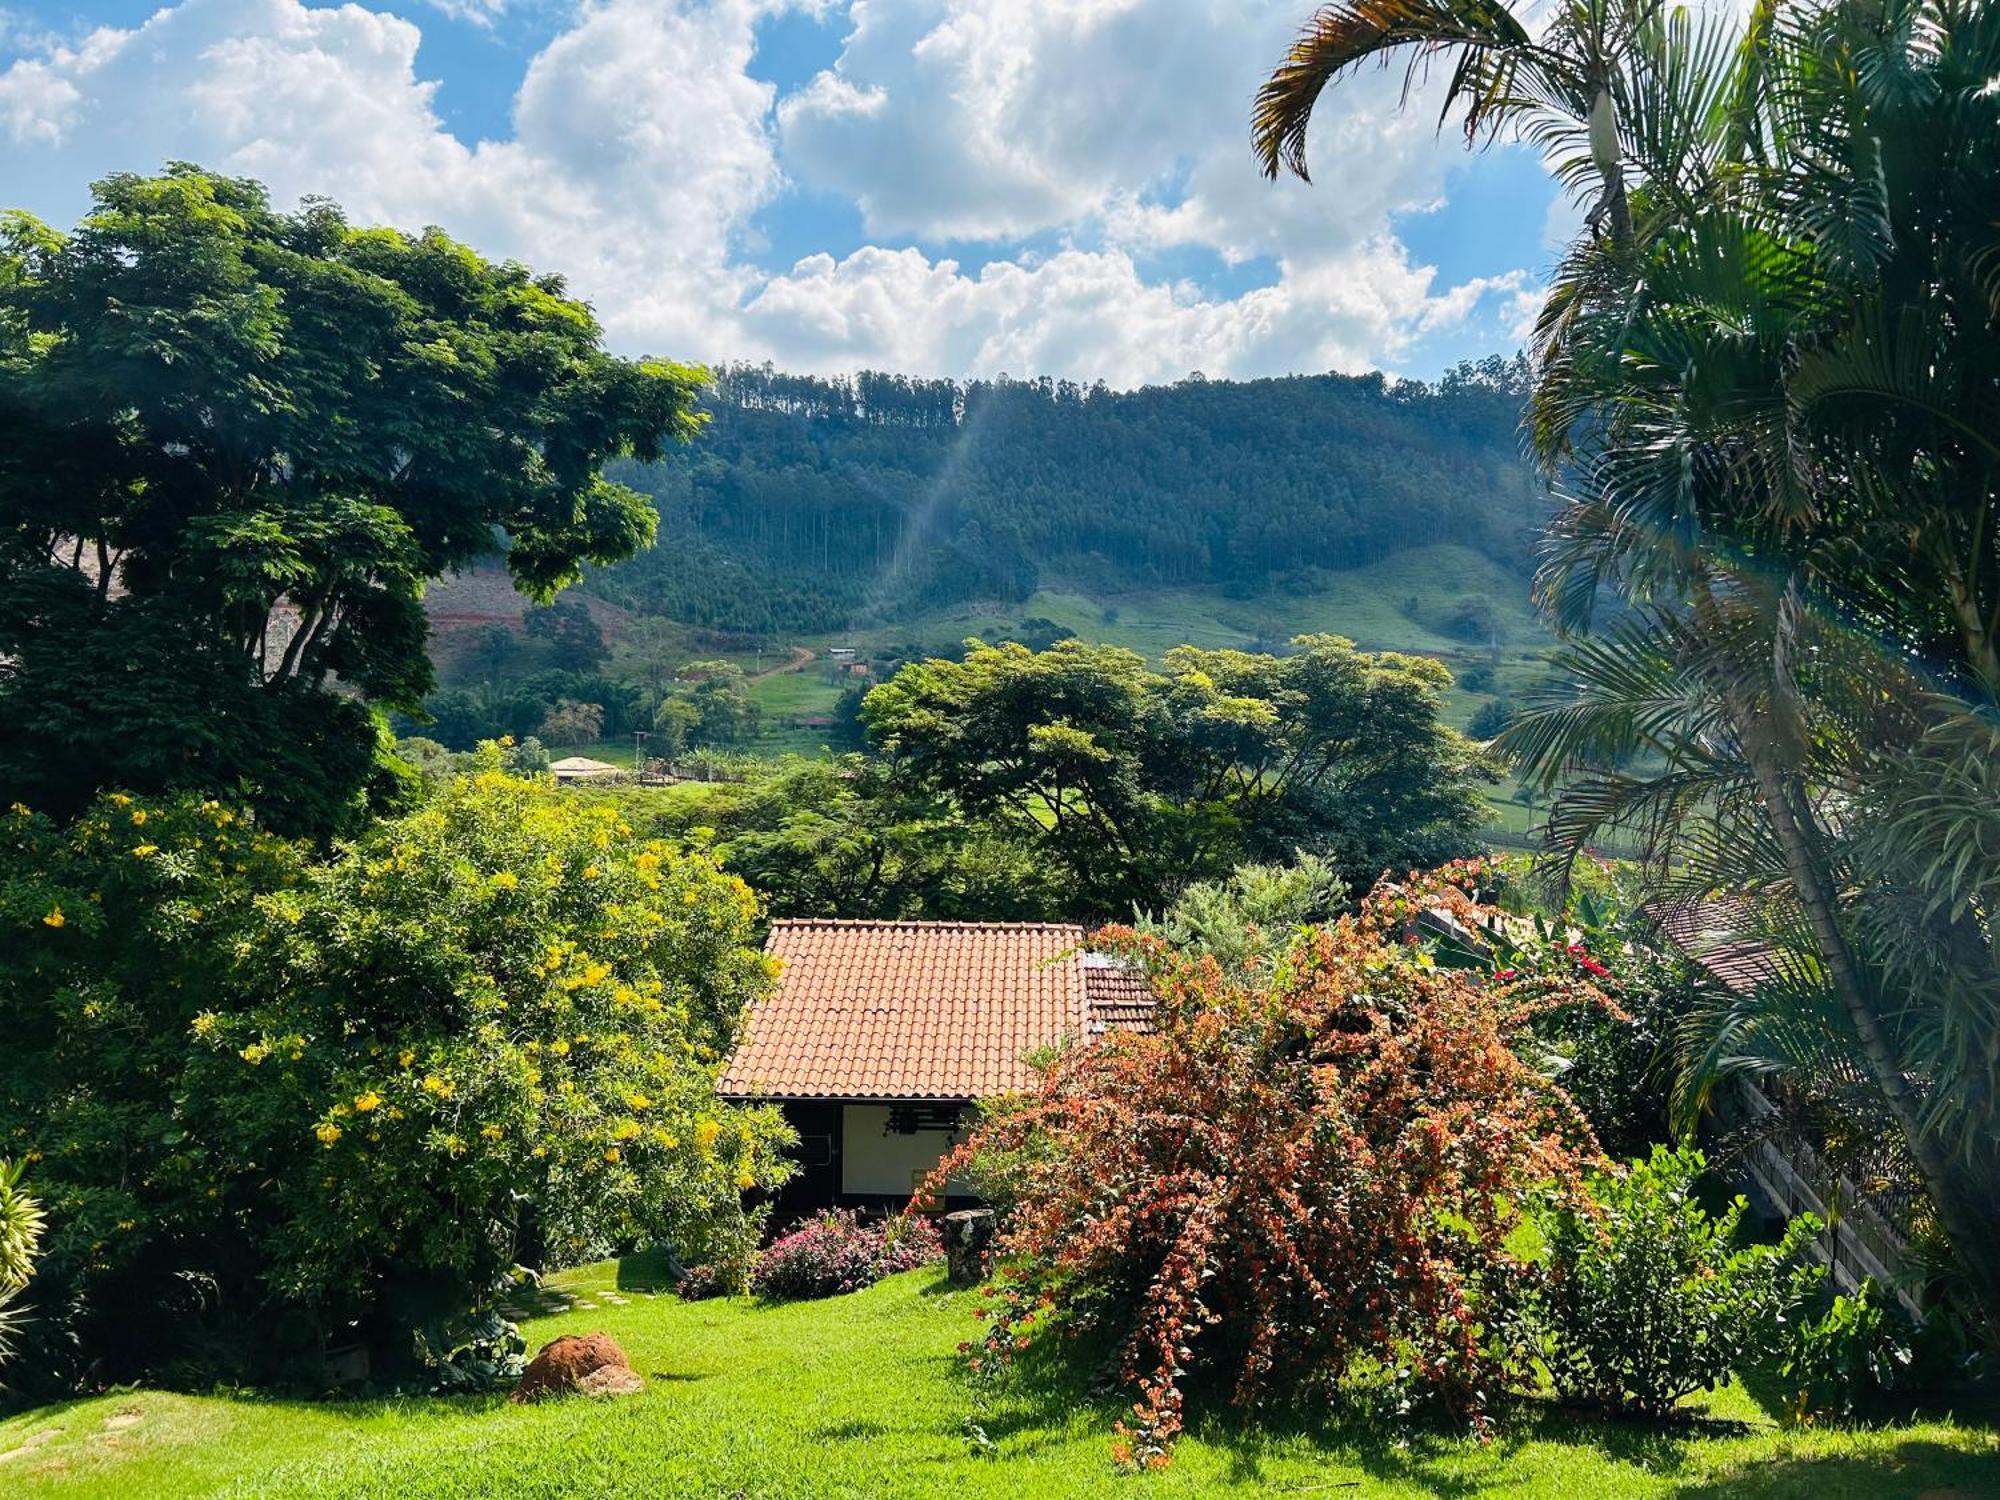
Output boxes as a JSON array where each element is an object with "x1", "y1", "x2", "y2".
[{"x1": 590, "y1": 358, "x2": 1546, "y2": 636}]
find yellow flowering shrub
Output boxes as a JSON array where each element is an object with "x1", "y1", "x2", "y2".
[{"x1": 1, "y1": 770, "x2": 791, "y2": 1389}]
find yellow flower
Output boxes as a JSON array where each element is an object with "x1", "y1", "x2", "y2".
[
  {"x1": 130, "y1": 808, "x2": 148, "y2": 826},
  {"x1": 315, "y1": 1122, "x2": 342, "y2": 1146},
  {"x1": 602, "y1": 1146, "x2": 621, "y2": 1163},
  {"x1": 421, "y1": 1073, "x2": 454, "y2": 1099},
  {"x1": 625, "y1": 1093, "x2": 652, "y2": 1112},
  {"x1": 694, "y1": 1120, "x2": 721, "y2": 1151},
  {"x1": 132, "y1": 844, "x2": 159, "y2": 859},
  {"x1": 549, "y1": 1040, "x2": 570, "y2": 1057},
  {"x1": 612, "y1": 1119, "x2": 642, "y2": 1142},
  {"x1": 581, "y1": 865, "x2": 599, "y2": 880},
  {"x1": 42, "y1": 905, "x2": 64, "y2": 928},
  {"x1": 353, "y1": 1091, "x2": 382, "y2": 1114},
  {"x1": 736, "y1": 1171, "x2": 757, "y2": 1191},
  {"x1": 240, "y1": 1043, "x2": 270, "y2": 1066},
  {"x1": 634, "y1": 852, "x2": 661, "y2": 873},
  {"x1": 398, "y1": 1049, "x2": 415, "y2": 1069},
  {"x1": 481, "y1": 1123, "x2": 504, "y2": 1141},
  {"x1": 191, "y1": 1012, "x2": 218, "y2": 1040},
  {"x1": 109, "y1": 793, "x2": 132, "y2": 807},
  {"x1": 490, "y1": 871, "x2": 519, "y2": 891}
]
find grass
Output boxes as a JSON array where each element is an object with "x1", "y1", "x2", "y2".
[{"x1": 3, "y1": 1263, "x2": 1994, "y2": 1499}]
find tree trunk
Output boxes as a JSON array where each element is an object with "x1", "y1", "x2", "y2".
[{"x1": 1694, "y1": 575, "x2": 2000, "y2": 1335}]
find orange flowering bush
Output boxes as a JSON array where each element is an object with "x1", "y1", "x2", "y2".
[{"x1": 942, "y1": 868, "x2": 1614, "y2": 1467}]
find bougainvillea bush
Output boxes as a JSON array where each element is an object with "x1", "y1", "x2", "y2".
[
  {"x1": 942, "y1": 869, "x2": 1616, "y2": 1467},
  {"x1": 749, "y1": 1210, "x2": 943, "y2": 1301},
  {"x1": 0, "y1": 753, "x2": 792, "y2": 1392}
]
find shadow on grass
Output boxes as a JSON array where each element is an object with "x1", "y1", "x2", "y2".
[
  {"x1": 614, "y1": 1247, "x2": 679, "y2": 1293},
  {"x1": 941, "y1": 1332, "x2": 1872, "y2": 1496},
  {"x1": 1669, "y1": 1438, "x2": 1999, "y2": 1498}
]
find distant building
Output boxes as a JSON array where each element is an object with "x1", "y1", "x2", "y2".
[
  {"x1": 547, "y1": 755, "x2": 621, "y2": 783},
  {"x1": 719, "y1": 919, "x2": 1151, "y2": 1218}
]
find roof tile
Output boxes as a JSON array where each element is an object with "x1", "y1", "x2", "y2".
[{"x1": 718, "y1": 920, "x2": 1151, "y2": 1101}]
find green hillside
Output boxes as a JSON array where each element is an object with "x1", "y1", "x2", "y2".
[{"x1": 587, "y1": 360, "x2": 1547, "y2": 638}]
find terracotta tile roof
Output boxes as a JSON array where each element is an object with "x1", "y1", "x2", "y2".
[
  {"x1": 719, "y1": 920, "x2": 1150, "y2": 1102},
  {"x1": 1082, "y1": 954, "x2": 1157, "y2": 1036},
  {"x1": 1647, "y1": 897, "x2": 1782, "y2": 994}
]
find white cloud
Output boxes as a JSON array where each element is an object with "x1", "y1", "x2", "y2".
[
  {"x1": 420, "y1": 0, "x2": 508, "y2": 25},
  {"x1": 0, "y1": 0, "x2": 1542, "y2": 381}
]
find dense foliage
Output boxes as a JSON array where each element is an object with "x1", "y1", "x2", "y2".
[
  {"x1": 865, "y1": 636, "x2": 1491, "y2": 911},
  {"x1": 748, "y1": 1210, "x2": 943, "y2": 1302},
  {"x1": 586, "y1": 359, "x2": 1544, "y2": 634},
  {"x1": 0, "y1": 167, "x2": 703, "y2": 837},
  {"x1": 0, "y1": 764, "x2": 790, "y2": 1393},
  {"x1": 1265, "y1": 0, "x2": 2000, "y2": 1335},
  {"x1": 947, "y1": 870, "x2": 1614, "y2": 1465},
  {"x1": 1522, "y1": 1146, "x2": 1822, "y2": 1416}
]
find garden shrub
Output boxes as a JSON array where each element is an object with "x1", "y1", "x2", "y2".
[
  {"x1": 1776, "y1": 1281, "x2": 1981, "y2": 1425},
  {"x1": 0, "y1": 757, "x2": 793, "y2": 1392},
  {"x1": 1778, "y1": 1282, "x2": 1911, "y2": 1425},
  {"x1": 1522, "y1": 1145, "x2": 1823, "y2": 1416},
  {"x1": 674, "y1": 1259, "x2": 738, "y2": 1302},
  {"x1": 945, "y1": 868, "x2": 1616, "y2": 1467},
  {"x1": 750, "y1": 1210, "x2": 943, "y2": 1301}
]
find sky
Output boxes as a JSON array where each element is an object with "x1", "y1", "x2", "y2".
[{"x1": 0, "y1": 0, "x2": 1570, "y2": 386}]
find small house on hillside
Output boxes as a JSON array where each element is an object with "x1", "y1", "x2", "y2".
[
  {"x1": 548, "y1": 755, "x2": 621, "y2": 783},
  {"x1": 719, "y1": 920, "x2": 1151, "y2": 1217}
]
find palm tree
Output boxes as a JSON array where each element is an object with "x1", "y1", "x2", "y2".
[{"x1": 1259, "y1": 0, "x2": 2000, "y2": 1333}]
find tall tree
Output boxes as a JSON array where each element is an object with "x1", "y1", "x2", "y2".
[
  {"x1": 0, "y1": 167, "x2": 704, "y2": 836},
  {"x1": 863, "y1": 635, "x2": 1489, "y2": 912},
  {"x1": 1259, "y1": 0, "x2": 2000, "y2": 1331}
]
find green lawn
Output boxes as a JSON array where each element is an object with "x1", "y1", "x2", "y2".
[{"x1": 3, "y1": 1263, "x2": 1994, "y2": 1499}]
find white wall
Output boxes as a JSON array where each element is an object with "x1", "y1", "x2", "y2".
[{"x1": 840, "y1": 1104, "x2": 972, "y2": 1198}]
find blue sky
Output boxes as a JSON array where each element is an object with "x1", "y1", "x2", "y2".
[{"x1": 0, "y1": 0, "x2": 1565, "y2": 385}]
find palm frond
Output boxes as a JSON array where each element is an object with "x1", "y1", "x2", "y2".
[{"x1": 1253, "y1": 0, "x2": 1543, "y2": 179}]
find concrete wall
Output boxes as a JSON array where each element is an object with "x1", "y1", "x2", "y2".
[{"x1": 840, "y1": 1104, "x2": 971, "y2": 1198}]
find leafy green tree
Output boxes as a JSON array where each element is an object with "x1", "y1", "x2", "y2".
[
  {"x1": 0, "y1": 768, "x2": 790, "y2": 1389},
  {"x1": 593, "y1": 757, "x2": 1069, "y2": 921},
  {"x1": 463, "y1": 624, "x2": 520, "y2": 682},
  {"x1": 393, "y1": 735, "x2": 453, "y2": 784},
  {"x1": 610, "y1": 616, "x2": 686, "y2": 701},
  {"x1": 524, "y1": 597, "x2": 609, "y2": 674},
  {"x1": 540, "y1": 697, "x2": 606, "y2": 746},
  {"x1": 863, "y1": 636, "x2": 1490, "y2": 911},
  {"x1": 1131, "y1": 852, "x2": 1347, "y2": 978},
  {"x1": 655, "y1": 661, "x2": 761, "y2": 750},
  {"x1": 0, "y1": 167, "x2": 703, "y2": 837},
  {"x1": 1467, "y1": 697, "x2": 1515, "y2": 740}
]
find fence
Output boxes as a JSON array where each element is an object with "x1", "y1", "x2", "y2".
[{"x1": 1721, "y1": 1081, "x2": 1923, "y2": 1317}]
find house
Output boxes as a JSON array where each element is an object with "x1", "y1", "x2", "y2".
[
  {"x1": 718, "y1": 919, "x2": 1152, "y2": 1217},
  {"x1": 547, "y1": 755, "x2": 621, "y2": 783}
]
